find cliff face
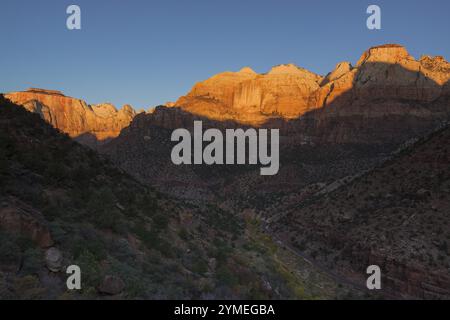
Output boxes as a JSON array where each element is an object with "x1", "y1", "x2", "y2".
[
  {"x1": 312, "y1": 44, "x2": 450, "y2": 113},
  {"x1": 302, "y1": 45, "x2": 450, "y2": 143},
  {"x1": 176, "y1": 65, "x2": 323, "y2": 124},
  {"x1": 174, "y1": 44, "x2": 450, "y2": 144},
  {"x1": 4, "y1": 89, "x2": 136, "y2": 147}
]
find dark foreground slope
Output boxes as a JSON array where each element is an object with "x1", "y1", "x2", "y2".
[
  {"x1": 274, "y1": 125, "x2": 450, "y2": 299},
  {"x1": 0, "y1": 96, "x2": 358, "y2": 299}
]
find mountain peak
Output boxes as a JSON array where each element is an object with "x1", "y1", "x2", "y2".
[
  {"x1": 92, "y1": 103, "x2": 118, "y2": 117},
  {"x1": 356, "y1": 43, "x2": 411, "y2": 66},
  {"x1": 370, "y1": 43, "x2": 406, "y2": 49},
  {"x1": 238, "y1": 66, "x2": 257, "y2": 74},
  {"x1": 321, "y1": 61, "x2": 353, "y2": 85},
  {"x1": 269, "y1": 64, "x2": 305, "y2": 75},
  {"x1": 26, "y1": 88, "x2": 65, "y2": 97},
  {"x1": 420, "y1": 55, "x2": 450, "y2": 73},
  {"x1": 268, "y1": 64, "x2": 322, "y2": 81}
]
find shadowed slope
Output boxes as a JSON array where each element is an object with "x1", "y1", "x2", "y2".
[
  {"x1": 0, "y1": 95, "x2": 351, "y2": 299},
  {"x1": 274, "y1": 125, "x2": 450, "y2": 299}
]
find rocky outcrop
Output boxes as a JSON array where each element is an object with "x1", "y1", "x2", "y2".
[
  {"x1": 0, "y1": 197, "x2": 53, "y2": 248},
  {"x1": 4, "y1": 89, "x2": 136, "y2": 147}
]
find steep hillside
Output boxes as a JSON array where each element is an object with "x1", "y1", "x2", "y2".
[
  {"x1": 101, "y1": 106, "x2": 389, "y2": 206},
  {"x1": 100, "y1": 44, "x2": 449, "y2": 212},
  {"x1": 273, "y1": 125, "x2": 450, "y2": 299},
  {"x1": 0, "y1": 95, "x2": 356, "y2": 299}
]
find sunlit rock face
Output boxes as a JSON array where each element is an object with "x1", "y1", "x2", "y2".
[
  {"x1": 175, "y1": 65, "x2": 323, "y2": 124},
  {"x1": 173, "y1": 44, "x2": 450, "y2": 143},
  {"x1": 5, "y1": 89, "x2": 136, "y2": 147}
]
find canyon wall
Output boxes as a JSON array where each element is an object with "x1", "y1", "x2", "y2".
[{"x1": 5, "y1": 89, "x2": 136, "y2": 147}]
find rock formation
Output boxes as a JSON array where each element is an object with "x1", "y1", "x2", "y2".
[
  {"x1": 4, "y1": 89, "x2": 136, "y2": 147},
  {"x1": 5, "y1": 45, "x2": 449, "y2": 147},
  {"x1": 304, "y1": 44, "x2": 450, "y2": 143},
  {"x1": 98, "y1": 275, "x2": 125, "y2": 295},
  {"x1": 175, "y1": 64, "x2": 323, "y2": 124},
  {"x1": 173, "y1": 44, "x2": 450, "y2": 144},
  {"x1": 45, "y1": 247, "x2": 63, "y2": 272},
  {"x1": 0, "y1": 197, "x2": 53, "y2": 248}
]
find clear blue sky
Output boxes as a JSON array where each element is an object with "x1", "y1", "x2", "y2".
[{"x1": 1, "y1": 0, "x2": 449, "y2": 109}]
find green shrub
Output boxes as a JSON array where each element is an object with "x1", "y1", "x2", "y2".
[{"x1": 74, "y1": 250, "x2": 101, "y2": 289}]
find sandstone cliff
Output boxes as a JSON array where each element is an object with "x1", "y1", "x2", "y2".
[
  {"x1": 176, "y1": 65, "x2": 323, "y2": 124},
  {"x1": 177, "y1": 45, "x2": 449, "y2": 120},
  {"x1": 301, "y1": 45, "x2": 450, "y2": 143},
  {"x1": 4, "y1": 89, "x2": 136, "y2": 147},
  {"x1": 173, "y1": 44, "x2": 450, "y2": 144}
]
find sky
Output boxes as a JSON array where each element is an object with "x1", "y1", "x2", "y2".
[{"x1": 1, "y1": 0, "x2": 449, "y2": 110}]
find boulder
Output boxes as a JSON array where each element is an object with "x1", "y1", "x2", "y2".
[
  {"x1": 45, "y1": 247, "x2": 63, "y2": 272},
  {"x1": 98, "y1": 276, "x2": 125, "y2": 295}
]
